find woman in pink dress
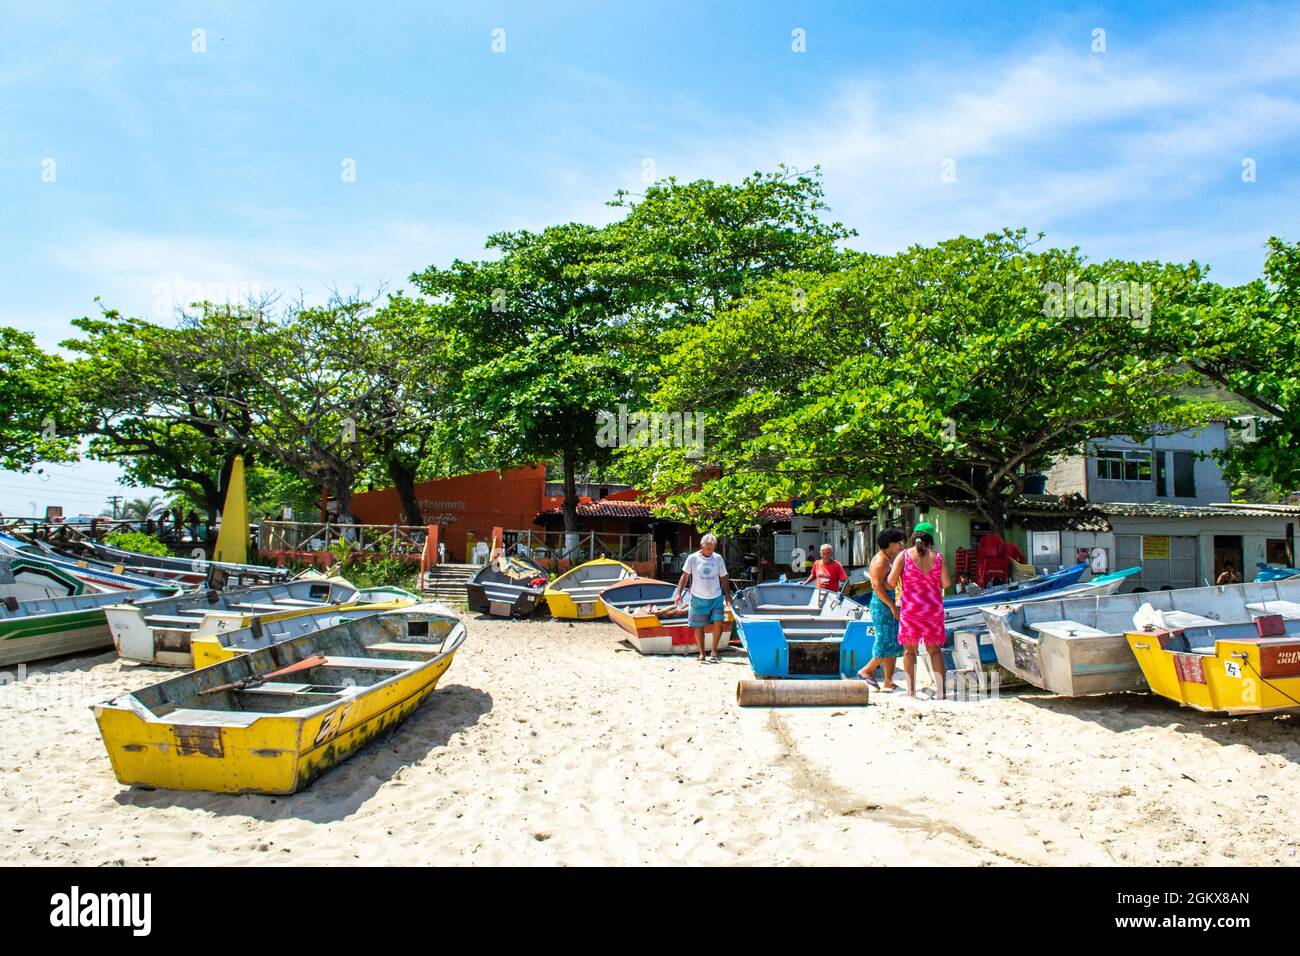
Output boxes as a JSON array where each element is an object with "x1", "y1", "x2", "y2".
[{"x1": 886, "y1": 524, "x2": 952, "y2": 698}]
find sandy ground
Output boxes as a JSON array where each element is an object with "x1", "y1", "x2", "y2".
[{"x1": 1, "y1": 611, "x2": 1298, "y2": 866}]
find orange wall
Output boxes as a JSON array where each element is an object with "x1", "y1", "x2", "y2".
[{"x1": 351, "y1": 465, "x2": 548, "y2": 561}]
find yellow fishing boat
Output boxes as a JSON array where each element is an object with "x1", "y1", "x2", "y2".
[
  {"x1": 189, "y1": 591, "x2": 419, "y2": 667},
  {"x1": 1125, "y1": 617, "x2": 1300, "y2": 715},
  {"x1": 94, "y1": 603, "x2": 466, "y2": 795},
  {"x1": 542, "y1": 557, "x2": 637, "y2": 619}
]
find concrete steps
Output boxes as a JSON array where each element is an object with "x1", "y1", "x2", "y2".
[{"x1": 420, "y1": 563, "x2": 477, "y2": 605}]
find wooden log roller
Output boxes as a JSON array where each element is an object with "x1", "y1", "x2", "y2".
[{"x1": 736, "y1": 679, "x2": 869, "y2": 707}]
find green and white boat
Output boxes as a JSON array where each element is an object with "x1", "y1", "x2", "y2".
[
  {"x1": 0, "y1": 554, "x2": 90, "y2": 602},
  {"x1": 0, "y1": 586, "x2": 181, "y2": 667}
]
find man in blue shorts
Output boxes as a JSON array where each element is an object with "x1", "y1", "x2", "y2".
[
  {"x1": 673, "y1": 533, "x2": 733, "y2": 662},
  {"x1": 856, "y1": 527, "x2": 907, "y2": 690}
]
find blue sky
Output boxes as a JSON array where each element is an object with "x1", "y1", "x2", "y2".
[{"x1": 3, "y1": 1, "x2": 1299, "y2": 514}]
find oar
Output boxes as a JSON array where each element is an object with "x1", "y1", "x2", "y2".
[{"x1": 200, "y1": 655, "x2": 327, "y2": 695}]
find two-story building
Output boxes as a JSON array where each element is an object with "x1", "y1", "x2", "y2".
[{"x1": 877, "y1": 423, "x2": 1300, "y2": 592}]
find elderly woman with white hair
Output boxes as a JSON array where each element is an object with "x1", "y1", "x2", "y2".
[{"x1": 672, "y1": 533, "x2": 733, "y2": 662}]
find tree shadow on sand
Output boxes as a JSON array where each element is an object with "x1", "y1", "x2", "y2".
[
  {"x1": 1016, "y1": 690, "x2": 1300, "y2": 766},
  {"x1": 111, "y1": 684, "x2": 493, "y2": 823}
]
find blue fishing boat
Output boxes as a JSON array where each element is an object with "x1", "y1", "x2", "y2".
[
  {"x1": 732, "y1": 583, "x2": 873, "y2": 678},
  {"x1": 736, "y1": 565, "x2": 1140, "y2": 683}
]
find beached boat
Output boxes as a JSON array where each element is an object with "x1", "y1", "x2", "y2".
[
  {"x1": 0, "y1": 585, "x2": 182, "y2": 667},
  {"x1": 466, "y1": 553, "x2": 549, "y2": 616},
  {"x1": 942, "y1": 566, "x2": 1141, "y2": 672},
  {"x1": 189, "y1": 588, "x2": 420, "y2": 667},
  {"x1": 24, "y1": 538, "x2": 204, "y2": 587},
  {"x1": 601, "y1": 577, "x2": 735, "y2": 654},
  {"x1": 1126, "y1": 616, "x2": 1300, "y2": 715},
  {"x1": 0, "y1": 532, "x2": 173, "y2": 593},
  {"x1": 0, "y1": 554, "x2": 91, "y2": 601},
  {"x1": 106, "y1": 577, "x2": 387, "y2": 667},
  {"x1": 732, "y1": 583, "x2": 873, "y2": 678},
  {"x1": 93, "y1": 603, "x2": 467, "y2": 794},
  {"x1": 981, "y1": 578, "x2": 1300, "y2": 697},
  {"x1": 83, "y1": 539, "x2": 289, "y2": 587},
  {"x1": 542, "y1": 558, "x2": 637, "y2": 619}
]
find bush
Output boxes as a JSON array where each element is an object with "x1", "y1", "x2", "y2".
[
  {"x1": 343, "y1": 556, "x2": 420, "y2": 592},
  {"x1": 104, "y1": 529, "x2": 172, "y2": 557}
]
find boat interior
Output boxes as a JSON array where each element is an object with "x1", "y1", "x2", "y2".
[
  {"x1": 1, "y1": 586, "x2": 174, "y2": 618},
  {"x1": 124, "y1": 610, "x2": 464, "y2": 721},
  {"x1": 602, "y1": 579, "x2": 679, "y2": 613},
  {"x1": 471, "y1": 556, "x2": 547, "y2": 600},
  {"x1": 551, "y1": 562, "x2": 636, "y2": 603},
  {"x1": 127, "y1": 580, "x2": 357, "y2": 633},
  {"x1": 733, "y1": 583, "x2": 868, "y2": 641},
  {"x1": 1162, "y1": 616, "x2": 1300, "y2": 655},
  {"x1": 991, "y1": 579, "x2": 1300, "y2": 640}
]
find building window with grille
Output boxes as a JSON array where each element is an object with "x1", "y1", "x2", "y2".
[{"x1": 1096, "y1": 448, "x2": 1152, "y2": 483}]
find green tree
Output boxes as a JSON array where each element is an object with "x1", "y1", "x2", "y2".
[
  {"x1": 1159, "y1": 237, "x2": 1300, "y2": 492},
  {"x1": 63, "y1": 309, "x2": 256, "y2": 524},
  {"x1": 0, "y1": 327, "x2": 78, "y2": 471},
  {"x1": 620, "y1": 230, "x2": 1218, "y2": 534},
  {"x1": 414, "y1": 223, "x2": 643, "y2": 535}
]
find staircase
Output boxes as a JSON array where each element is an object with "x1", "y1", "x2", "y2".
[{"x1": 420, "y1": 563, "x2": 478, "y2": 606}]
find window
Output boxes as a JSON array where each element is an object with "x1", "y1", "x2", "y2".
[
  {"x1": 1268, "y1": 538, "x2": 1291, "y2": 565},
  {"x1": 1172, "y1": 452, "x2": 1196, "y2": 498},
  {"x1": 1096, "y1": 448, "x2": 1152, "y2": 482}
]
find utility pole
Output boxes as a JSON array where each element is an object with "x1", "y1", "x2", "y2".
[{"x1": 106, "y1": 495, "x2": 123, "y2": 519}]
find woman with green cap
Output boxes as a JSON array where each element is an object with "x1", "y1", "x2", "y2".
[{"x1": 885, "y1": 520, "x2": 951, "y2": 698}]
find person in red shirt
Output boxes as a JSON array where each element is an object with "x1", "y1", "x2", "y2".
[{"x1": 803, "y1": 544, "x2": 848, "y2": 591}]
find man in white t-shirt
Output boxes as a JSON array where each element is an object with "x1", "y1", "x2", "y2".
[{"x1": 673, "y1": 533, "x2": 732, "y2": 662}]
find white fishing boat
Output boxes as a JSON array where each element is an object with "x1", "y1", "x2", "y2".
[{"x1": 105, "y1": 577, "x2": 386, "y2": 667}]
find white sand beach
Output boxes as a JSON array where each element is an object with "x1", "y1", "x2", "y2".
[{"x1": 1, "y1": 613, "x2": 1298, "y2": 866}]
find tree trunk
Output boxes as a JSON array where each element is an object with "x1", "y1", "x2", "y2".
[
  {"x1": 561, "y1": 446, "x2": 579, "y2": 535},
  {"x1": 387, "y1": 456, "x2": 424, "y2": 527},
  {"x1": 334, "y1": 483, "x2": 356, "y2": 526}
]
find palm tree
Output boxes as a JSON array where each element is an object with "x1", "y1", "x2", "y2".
[{"x1": 121, "y1": 496, "x2": 167, "y2": 520}]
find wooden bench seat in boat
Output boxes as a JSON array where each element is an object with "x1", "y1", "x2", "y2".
[
  {"x1": 1029, "y1": 620, "x2": 1110, "y2": 639},
  {"x1": 1160, "y1": 611, "x2": 1223, "y2": 628},
  {"x1": 319, "y1": 655, "x2": 421, "y2": 671},
  {"x1": 231, "y1": 602, "x2": 297, "y2": 612},
  {"x1": 160, "y1": 708, "x2": 264, "y2": 727},
  {"x1": 273, "y1": 598, "x2": 324, "y2": 607},
  {"x1": 481, "y1": 581, "x2": 536, "y2": 593},
  {"x1": 1246, "y1": 600, "x2": 1300, "y2": 619},
  {"x1": 145, "y1": 614, "x2": 204, "y2": 628},
  {"x1": 365, "y1": 641, "x2": 447, "y2": 657}
]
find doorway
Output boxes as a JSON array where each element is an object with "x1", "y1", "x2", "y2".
[{"x1": 1213, "y1": 535, "x2": 1244, "y2": 585}]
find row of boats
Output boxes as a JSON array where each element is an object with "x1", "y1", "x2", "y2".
[
  {"x1": 488, "y1": 550, "x2": 1300, "y2": 716},
  {"x1": 0, "y1": 533, "x2": 467, "y2": 795}
]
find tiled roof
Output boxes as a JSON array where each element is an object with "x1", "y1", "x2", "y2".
[
  {"x1": 536, "y1": 500, "x2": 794, "y2": 524},
  {"x1": 1096, "y1": 501, "x2": 1300, "y2": 519}
]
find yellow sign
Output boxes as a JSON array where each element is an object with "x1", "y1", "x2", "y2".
[{"x1": 1143, "y1": 535, "x2": 1170, "y2": 560}]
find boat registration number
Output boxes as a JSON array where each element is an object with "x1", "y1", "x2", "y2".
[{"x1": 1260, "y1": 643, "x2": 1300, "y2": 678}]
